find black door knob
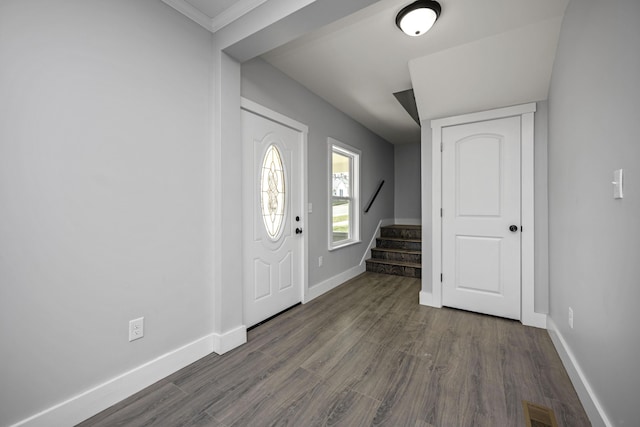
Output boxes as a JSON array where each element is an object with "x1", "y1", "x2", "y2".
[
  {"x1": 295, "y1": 216, "x2": 300, "y2": 222},
  {"x1": 295, "y1": 228, "x2": 303, "y2": 234},
  {"x1": 509, "y1": 225, "x2": 518, "y2": 232}
]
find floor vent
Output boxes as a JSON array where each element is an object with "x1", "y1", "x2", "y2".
[{"x1": 523, "y1": 400, "x2": 559, "y2": 427}]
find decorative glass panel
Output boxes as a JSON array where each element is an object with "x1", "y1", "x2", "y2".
[{"x1": 260, "y1": 144, "x2": 286, "y2": 239}]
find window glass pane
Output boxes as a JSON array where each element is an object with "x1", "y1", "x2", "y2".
[
  {"x1": 332, "y1": 199, "x2": 350, "y2": 243},
  {"x1": 260, "y1": 145, "x2": 286, "y2": 239},
  {"x1": 332, "y1": 151, "x2": 350, "y2": 197}
]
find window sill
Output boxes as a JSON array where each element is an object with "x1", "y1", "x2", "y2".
[{"x1": 328, "y1": 239, "x2": 361, "y2": 251}]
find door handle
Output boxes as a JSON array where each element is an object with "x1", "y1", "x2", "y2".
[
  {"x1": 509, "y1": 225, "x2": 518, "y2": 233},
  {"x1": 295, "y1": 228, "x2": 303, "y2": 235}
]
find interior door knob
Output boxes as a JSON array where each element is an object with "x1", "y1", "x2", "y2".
[
  {"x1": 509, "y1": 225, "x2": 518, "y2": 232},
  {"x1": 295, "y1": 228, "x2": 303, "y2": 234}
]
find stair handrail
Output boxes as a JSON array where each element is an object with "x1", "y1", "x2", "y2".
[{"x1": 364, "y1": 180, "x2": 385, "y2": 213}]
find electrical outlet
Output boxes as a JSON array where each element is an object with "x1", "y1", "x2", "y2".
[
  {"x1": 568, "y1": 307, "x2": 574, "y2": 329},
  {"x1": 318, "y1": 256, "x2": 323, "y2": 267},
  {"x1": 129, "y1": 317, "x2": 144, "y2": 342}
]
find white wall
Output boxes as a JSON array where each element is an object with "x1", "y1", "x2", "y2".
[
  {"x1": 0, "y1": 1, "x2": 213, "y2": 425},
  {"x1": 241, "y1": 58, "x2": 395, "y2": 288},
  {"x1": 547, "y1": 0, "x2": 640, "y2": 425},
  {"x1": 394, "y1": 142, "x2": 421, "y2": 220}
]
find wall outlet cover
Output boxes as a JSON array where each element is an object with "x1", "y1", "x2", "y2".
[{"x1": 129, "y1": 317, "x2": 144, "y2": 342}]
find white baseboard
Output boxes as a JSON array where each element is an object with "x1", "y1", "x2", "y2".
[
  {"x1": 419, "y1": 290, "x2": 442, "y2": 308},
  {"x1": 394, "y1": 218, "x2": 422, "y2": 225},
  {"x1": 213, "y1": 325, "x2": 247, "y2": 354},
  {"x1": 522, "y1": 311, "x2": 547, "y2": 329},
  {"x1": 305, "y1": 264, "x2": 366, "y2": 303},
  {"x1": 11, "y1": 334, "x2": 217, "y2": 427},
  {"x1": 10, "y1": 327, "x2": 248, "y2": 427},
  {"x1": 359, "y1": 218, "x2": 395, "y2": 266},
  {"x1": 547, "y1": 318, "x2": 612, "y2": 427}
]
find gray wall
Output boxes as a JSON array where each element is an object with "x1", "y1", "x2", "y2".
[
  {"x1": 394, "y1": 142, "x2": 422, "y2": 220},
  {"x1": 0, "y1": 1, "x2": 213, "y2": 425},
  {"x1": 547, "y1": 0, "x2": 640, "y2": 425},
  {"x1": 242, "y1": 58, "x2": 395, "y2": 287}
]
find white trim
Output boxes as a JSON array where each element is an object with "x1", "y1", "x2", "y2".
[
  {"x1": 394, "y1": 218, "x2": 422, "y2": 226},
  {"x1": 520, "y1": 111, "x2": 547, "y2": 329},
  {"x1": 10, "y1": 335, "x2": 215, "y2": 427},
  {"x1": 304, "y1": 265, "x2": 366, "y2": 303},
  {"x1": 240, "y1": 98, "x2": 308, "y2": 134},
  {"x1": 211, "y1": 0, "x2": 270, "y2": 32},
  {"x1": 419, "y1": 290, "x2": 441, "y2": 307},
  {"x1": 161, "y1": 0, "x2": 214, "y2": 31},
  {"x1": 429, "y1": 113, "x2": 443, "y2": 309},
  {"x1": 161, "y1": 0, "x2": 270, "y2": 33},
  {"x1": 430, "y1": 103, "x2": 538, "y2": 129},
  {"x1": 212, "y1": 325, "x2": 247, "y2": 355},
  {"x1": 327, "y1": 138, "x2": 361, "y2": 251},
  {"x1": 240, "y1": 97, "x2": 309, "y2": 308},
  {"x1": 547, "y1": 318, "x2": 613, "y2": 427},
  {"x1": 424, "y1": 103, "x2": 544, "y2": 327},
  {"x1": 359, "y1": 218, "x2": 395, "y2": 266}
]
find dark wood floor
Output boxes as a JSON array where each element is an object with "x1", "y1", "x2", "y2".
[{"x1": 78, "y1": 272, "x2": 590, "y2": 426}]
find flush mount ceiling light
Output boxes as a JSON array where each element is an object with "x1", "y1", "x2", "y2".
[{"x1": 396, "y1": 0, "x2": 441, "y2": 37}]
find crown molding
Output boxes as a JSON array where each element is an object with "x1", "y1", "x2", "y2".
[
  {"x1": 162, "y1": 0, "x2": 269, "y2": 33},
  {"x1": 162, "y1": 0, "x2": 213, "y2": 31},
  {"x1": 211, "y1": 0, "x2": 269, "y2": 32}
]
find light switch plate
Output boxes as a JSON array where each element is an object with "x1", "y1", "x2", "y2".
[{"x1": 613, "y1": 169, "x2": 624, "y2": 199}]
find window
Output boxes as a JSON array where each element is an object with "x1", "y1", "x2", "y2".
[{"x1": 329, "y1": 138, "x2": 360, "y2": 249}]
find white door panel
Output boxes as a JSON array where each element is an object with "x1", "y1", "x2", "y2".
[
  {"x1": 442, "y1": 116, "x2": 521, "y2": 320},
  {"x1": 242, "y1": 108, "x2": 303, "y2": 327}
]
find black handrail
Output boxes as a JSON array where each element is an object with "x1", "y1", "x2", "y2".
[{"x1": 364, "y1": 180, "x2": 385, "y2": 213}]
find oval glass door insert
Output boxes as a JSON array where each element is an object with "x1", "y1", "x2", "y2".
[{"x1": 260, "y1": 144, "x2": 286, "y2": 239}]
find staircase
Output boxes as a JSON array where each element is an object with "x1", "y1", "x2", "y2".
[{"x1": 365, "y1": 225, "x2": 421, "y2": 278}]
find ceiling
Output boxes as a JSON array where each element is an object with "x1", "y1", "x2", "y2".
[{"x1": 167, "y1": 0, "x2": 569, "y2": 144}]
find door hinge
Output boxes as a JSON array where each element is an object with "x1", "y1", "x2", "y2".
[
  {"x1": 440, "y1": 142, "x2": 443, "y2": 152},
  {"x1": 440, "y1": 273, "x2": 443, "y2": 282},
  {"x1": 521, "y1": 226, "x2": 523, "y2": 232},
  {"x1": 440, "y1": 208, "x2": 443, "y2": 217}
]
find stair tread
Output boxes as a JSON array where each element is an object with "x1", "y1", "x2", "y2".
[
  {"x1": 371, "y1": 247, "x2": 421, "y2": 255},
  {"x1": 383, "y1": 224, "x2": 422, "y2": 229},
  {"x1": 366, "y1": 258, "x2": 421, "y2": 268},
  {"x1": 377, "y1": 236, "x2": 421, "y2": 243}
]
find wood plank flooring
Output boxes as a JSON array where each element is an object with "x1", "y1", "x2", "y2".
[{"x1": 77, "y1": 272, "x2": 590, "y2": 427}]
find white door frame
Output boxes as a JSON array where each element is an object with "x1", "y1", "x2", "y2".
[
  {"x1": 422, "y1": 103, "x2": 546, "y2": 328},
  {"x1": 240, "y1": 97, "x2": 309, "y2": 308}
]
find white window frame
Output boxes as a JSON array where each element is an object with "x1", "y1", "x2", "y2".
[{"x1": 328, "y1": 138, "x2": 360, "y2": 250}]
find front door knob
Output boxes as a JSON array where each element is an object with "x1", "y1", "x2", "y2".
[
  {"x1": 295, "y1": 228, "x2": 303, "y2": 235},
  {"x1": 509, "y1": 225, "x2": 518, "y2": 233}
]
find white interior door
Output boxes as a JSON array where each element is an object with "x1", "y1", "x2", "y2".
[
  {"x1": 242, "y1": 107, "x2": 304, "y2": 327},
  {"x1": 442, "y1": 116, "x2": 521, "y2": 320}
]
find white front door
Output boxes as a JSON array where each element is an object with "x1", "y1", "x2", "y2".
[
  {"x1": 441, "y1": 116, "x2": 521, "y2": 320},
  {"x1": 242, "y1": 105, "x2": 305, "y2": 327}
]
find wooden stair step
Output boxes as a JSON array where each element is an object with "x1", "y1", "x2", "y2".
[
  {"x1": 371, "y1": 247, "x2": 421, "y2": 255},
  {"x1": 365, "y1": 258, "x2": 421, "y2": 269}
]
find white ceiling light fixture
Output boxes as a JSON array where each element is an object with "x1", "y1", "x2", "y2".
[{"x1": 396, "y1": 0, "x2": 441, "y2": 37}]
